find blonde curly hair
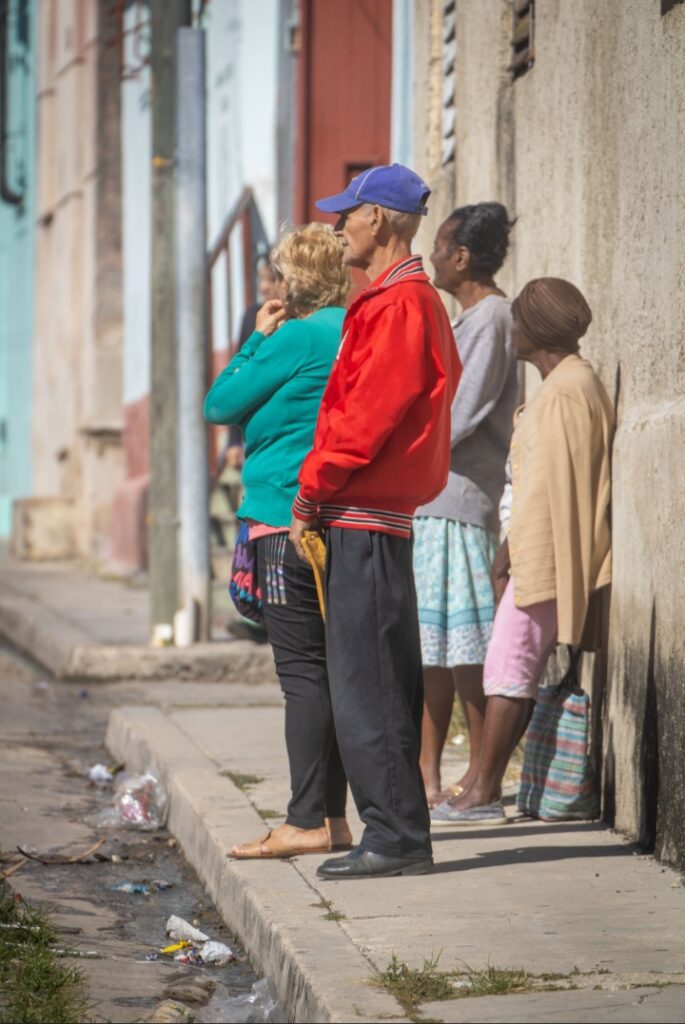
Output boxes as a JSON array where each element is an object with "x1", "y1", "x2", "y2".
[{"x1": 271, "y1": 223, "x2": 351, "y2": 317}]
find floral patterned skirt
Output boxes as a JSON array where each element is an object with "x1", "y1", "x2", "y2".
[{"x1": 412, "y1": 517, "x2": 499, "y2": 668}]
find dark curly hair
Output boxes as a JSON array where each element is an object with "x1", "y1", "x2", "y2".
[{"x1": 443, "y1": 202, "x2": 515, "y2": 276}]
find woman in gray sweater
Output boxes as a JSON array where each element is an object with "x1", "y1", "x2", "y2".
[{"x1": 414, "y1": 202, "x2": 518, "y2": 808}]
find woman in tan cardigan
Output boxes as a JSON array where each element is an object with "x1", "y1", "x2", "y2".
[{"x1": 431, "y1": 277, "x2": 613, "y2": 826}]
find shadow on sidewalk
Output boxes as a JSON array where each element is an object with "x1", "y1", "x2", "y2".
[
  {"x1": 430, "y1": 821, "x2": 616, "y2": 843},
  {"x1": 431, "y1": 841, "x2": 630, "y2": 874}
]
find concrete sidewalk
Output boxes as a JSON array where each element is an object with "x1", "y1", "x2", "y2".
[
  {"x1": 0, "y1": 549, "x2": 276, "y2": 682},
  {"x1": 107, "y1": 695, "x2": 685, "y2": 1024}
]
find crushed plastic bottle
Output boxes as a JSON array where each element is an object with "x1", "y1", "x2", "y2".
[
  {"x1": 196, "y1": 978, "x2": 280, "y2": 1023},
  {"x1": 93, "y1": 772, "x2": 168, "y2": 831}
]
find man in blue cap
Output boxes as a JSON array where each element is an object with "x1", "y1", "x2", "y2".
[{"x1": 290, "y1": 163, "x2": 461, "y2": 879}]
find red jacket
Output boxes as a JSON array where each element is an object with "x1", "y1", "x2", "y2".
[{"x1": 293, "y1": 256, "x2": 461, "y2": 537}]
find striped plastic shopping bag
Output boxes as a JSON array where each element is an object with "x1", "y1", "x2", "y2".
[{"x1": 517, "y1": 647, "x2": 599, "y2": 821}]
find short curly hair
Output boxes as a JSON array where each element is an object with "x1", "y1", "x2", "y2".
[
  {"x1": 443, "y1": 202, "x2": 515, "y2": 276},
  {"x1": 271, "y1": 223, "x2": 351, "y2": 317}
]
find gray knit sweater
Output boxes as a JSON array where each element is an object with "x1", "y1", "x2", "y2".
[{"x1": 416, "y1": 294, "x2": 518, "y2": 533}]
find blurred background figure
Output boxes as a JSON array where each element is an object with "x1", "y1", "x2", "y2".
[{"x1": 413, "y1": 203, "x2": 518, "y2": 807}]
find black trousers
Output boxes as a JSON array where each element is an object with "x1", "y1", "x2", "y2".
[
  {"x1": 256, "y1": 533, "x2": 347, "y2": 829},
  {"x1": 324, "y1": 528, "x2": 431, "y2": 857}
]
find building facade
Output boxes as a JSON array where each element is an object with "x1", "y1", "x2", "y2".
[
  {"x1": 0, "y1": 0, "x2": 36, "y2": 538},
  {"x1": 408, "y1": 0, "x2": 685, "y2": 869}
]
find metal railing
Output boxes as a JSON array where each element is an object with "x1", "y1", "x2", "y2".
[{"x1": 207, "y1": 184, "x2": 270, "y2": 360}]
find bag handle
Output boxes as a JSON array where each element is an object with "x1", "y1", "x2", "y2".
[{"x1": 552, "y1": 645, "x2": 582, "y2": 698}]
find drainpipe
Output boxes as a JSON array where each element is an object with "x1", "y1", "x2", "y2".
[{"x1": 174, "y1": 26, "x2": 210, "y2": 642}]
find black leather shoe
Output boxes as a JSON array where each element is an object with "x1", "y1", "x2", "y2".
[{"x1": 316, "y1": 846, "x2": 432, "y2": 880}]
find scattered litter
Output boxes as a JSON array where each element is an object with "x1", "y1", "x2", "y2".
[
  {"x1": 174, "y1": 948, "x2": 203, "y2": 965},
  {"x1": 17, "y1": 837, "x2": 105, "y2": 865},
  {"x1": 451, "y1": 733, "x2": 466, "y2": 746},
  {"x1": 161, "y1": 941, "x2": 192, "y2": 955},
  {"x1": 112, "y1": 878, "x2": 174, "y2": 896},
  {"x1": 197, "y1": 941, "x2": 235, "y2": 966},
  {"x1": 166, "y1": 914, "x2": 209, "y2": 945},
  {"x1": 145, "y1": 951, "x2": 160, "y2": 961},
  {"x1": 88, "y1": 763, "x2": 114, "y2": 786},
  {"x1": 78, "y1": 688, "x2": 89, "y2": 699},
  {"x1": 33, "y1": 680, "x2": 50, "y2": 694},
  {"x1": 93, "y1": 772, "x2": 168, "y2": 831},
  {"x1": 112, "y1": 880, "x2": 151, "y2": 895},
  {"x1": 197, "y1": 978, "x2": 279, "y2": 1023}
]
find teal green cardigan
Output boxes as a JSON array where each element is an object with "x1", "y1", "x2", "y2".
[{"x1": 204, "y1": 306, "x2": 344, "y2": 526}]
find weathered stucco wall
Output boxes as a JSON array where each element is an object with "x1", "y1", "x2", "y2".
[
  {"x1": 412, "y1": 0, "x2": 685, "y2": 868},
  {"x1": 33, "y1": 1, "x2": 124, "y2": 561}
]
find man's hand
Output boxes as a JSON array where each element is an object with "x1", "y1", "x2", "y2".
[
  {"x1": 289, "y1": 515, "x2": 320, "y2": 562},
  {"x1": 490, "y1": 538, "x2": 511, "y2": 607},
  {"x1": 255, "y1": 299, "x2": 286, "y2": 337}
]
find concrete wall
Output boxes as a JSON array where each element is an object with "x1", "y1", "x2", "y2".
[
  {"x1": 410, "y1": 0, "x2": 685, "y2": 868},
  {"x1": 33, "y1": 0, "x2": 124, "y2": 561},
  {"x1": 0, "y1": 0, "x2": 36, "y2": 537}
]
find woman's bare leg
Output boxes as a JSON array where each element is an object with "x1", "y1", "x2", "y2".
[
  {"x1": 452, "y1": 664, "x2": 487, "y2": 790},
  {"x1": 449, "y1": 695, "x2": 532, "y2": 808},
  {"x1": 420, "y1": 666, "x2": 454, "y2": 803}
]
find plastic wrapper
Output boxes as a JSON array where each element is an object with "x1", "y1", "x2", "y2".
[
  {"x1": 89, "y1": 763, "x2": 113, "y2": 785},
  {"x1": 197, "y1": 978, "x2": 280, "y2": 1023},
  {"x1": 198, "y1": 940, "x2": 235, "y2": 965},
  {"x1": 94, "y1": 772, "x2": 168, "y2": 831},
  {"x1": 166, "y1": 915, "x2": 209, "y2": 945},
  {"x1": 112, "y1": 880, "x2": 150, "y2": 895}
]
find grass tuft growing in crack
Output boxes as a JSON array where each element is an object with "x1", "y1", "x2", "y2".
[
  {"x1": 221, "y1": 770, "x2": 264, "y2": 791},
  {"x1": 257, "y1": 808, "x2": 284, "y2": 821},
  {"x1": 453, "y1": 962, "x2": 533, "y2": 997},
  {"x1": 374, "y1": 954, "x2": 551, "y2": 1018},
  {"x1": 374, "y1": 953, "x2": 454, "y2": 1018},
  {"x1": 0, "y1": 885, "x2": 90, "y2": 1024}
]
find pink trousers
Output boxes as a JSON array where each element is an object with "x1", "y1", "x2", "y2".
[{"x1": 483, "y1": 578, "x2": 558, "y2": 700}]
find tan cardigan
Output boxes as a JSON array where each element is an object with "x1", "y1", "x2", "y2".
[{"x1": 508, "y1": 354, "x2": 614, "y2": 646}]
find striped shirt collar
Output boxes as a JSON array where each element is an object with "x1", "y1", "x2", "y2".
[{"x1": 373, "y1": 254, "x2": 427, "y2": 289}]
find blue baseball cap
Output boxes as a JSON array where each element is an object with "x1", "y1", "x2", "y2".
[{"x1": 315, "y1": 163, "x2": 430, "y2": 216}]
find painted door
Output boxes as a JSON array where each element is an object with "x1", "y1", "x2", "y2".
[{"x1": 295, "y1": 0, "x2": 392, "y2": 225}]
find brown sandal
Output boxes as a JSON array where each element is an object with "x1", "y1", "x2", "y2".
[{"x1": 229, "y1": 821, "x2": 352, "y2": 860}]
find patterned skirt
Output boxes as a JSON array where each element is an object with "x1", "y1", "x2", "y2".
[{"x1": 412, "y1": 517, "x2": 499, "y2": 668}]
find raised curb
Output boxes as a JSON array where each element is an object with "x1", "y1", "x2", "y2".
[
  {"x1": 0, "y1": 589, "x2": 276, "y2": 683},
  {"x1": 106, "y1": 706, "x2": 408, "y2": 1024}
]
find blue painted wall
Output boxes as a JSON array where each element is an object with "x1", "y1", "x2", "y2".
[{"x1": 0, "y1": 0, "x2": 35, "y2": 536}]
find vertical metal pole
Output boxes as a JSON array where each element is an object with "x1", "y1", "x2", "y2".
[
  {"x1": 175, "y1": 27, "x2": 210, "y2": 641},
  {"x1": 149, "y1": 0, "x2": 191, "y2": 635}
]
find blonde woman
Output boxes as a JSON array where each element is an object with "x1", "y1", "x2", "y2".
[{"x1": 205, "y1": 223, "x2": 352, "y2": 858}]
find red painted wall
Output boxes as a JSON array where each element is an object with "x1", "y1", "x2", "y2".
[{"x1": 295, "y1": 0, "x2": 393, "y2": 225}]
